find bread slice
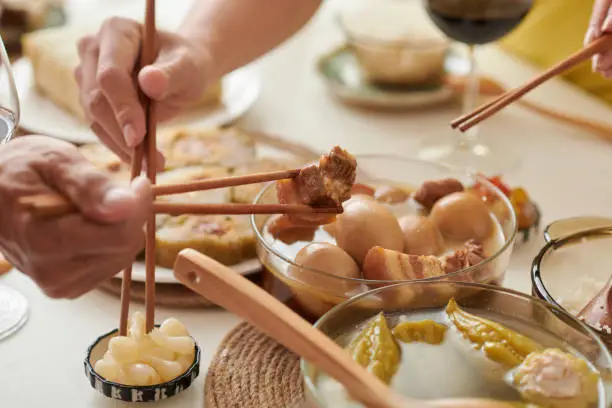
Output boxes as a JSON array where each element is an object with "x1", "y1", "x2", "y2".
[{"x1": 22, "y1": 25, "x2": 222, "y2": 122}]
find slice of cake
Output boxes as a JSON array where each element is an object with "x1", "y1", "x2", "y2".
[{"x1": 22, "y1": 25, "x2": 222, "y2": 122}]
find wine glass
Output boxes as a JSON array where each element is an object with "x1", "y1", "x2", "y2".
[
  {"x1": 418, "y1": 0, "x2": 533, "y2": 174},
  {"x1": 0, "y1": 32, "x2": 28, "y2": 341}
]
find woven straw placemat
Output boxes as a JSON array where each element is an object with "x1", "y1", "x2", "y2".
[
  {"x1": 205, "y1": 322, "x2": 305, "y2": 408},
  {"x1": 98, "y1": 273, "x2": 262, "y2": 308}
]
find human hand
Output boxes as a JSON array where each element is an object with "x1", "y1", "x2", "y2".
[
  {"x1": 586, "y1": 0, "x2": 612, "y2": 77},
  {"x1": 76, "y1": 17, "x2": 212, "y2": 165},
  {"x1": 0, "y1": 135, "x2": 151, "y2": 299}
]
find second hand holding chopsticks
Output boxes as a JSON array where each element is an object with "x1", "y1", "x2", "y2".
[{"x1": 451, "y1": 35, "x2": 612, "y2": 132}]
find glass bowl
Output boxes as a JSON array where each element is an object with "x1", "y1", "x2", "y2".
[
  {"x1": 336, "y1": 1, "x2": 450, "y2": 86},
  {"x1": 251, "y1": 155, "x2": 517, "y2": 320},
  {"x1": 532, "y1": 224, "x2": 612, "y2": 346},
  {"x1": 301, "y1": 281, "x2": 612, "y2": 408}
]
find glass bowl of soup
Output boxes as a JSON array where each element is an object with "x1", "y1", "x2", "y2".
[
  {"x1": 302, "y1": 281, "x2": 612, "y2": 408},
  {"x1": 251, "y1": 155, "x2": 517, "y2": 320}
]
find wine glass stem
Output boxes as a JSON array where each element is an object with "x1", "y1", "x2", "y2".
[{"x1": 459, "y1": 45, "x2": 480, "y2": 148}]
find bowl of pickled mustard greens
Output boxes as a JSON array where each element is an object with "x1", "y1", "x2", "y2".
[{"x1": 302, "y1": 281, "x2": 612, "y2": 408}]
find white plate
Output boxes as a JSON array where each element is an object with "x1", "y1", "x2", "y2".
[
  {"x1": 11, "y1": 58, "x2": 261, "y2": 144},
  {"x1": 116, "y1": 257, "x2": 262, "y2": 284}
]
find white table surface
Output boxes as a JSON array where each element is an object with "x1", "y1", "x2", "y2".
[{"x1": 3, "y1": 0, "x2": 612, "y2": 406}]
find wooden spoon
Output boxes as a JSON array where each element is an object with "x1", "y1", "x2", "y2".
[
  {"x1": 173, "y1": 249, "x2": 517, "y2": 408},
  {"x1": 445, "y1": 75, "x2": 612, "y2": 142},
  {"x1": 577, "y1": 274, "x2": 612, "y2": 332}
]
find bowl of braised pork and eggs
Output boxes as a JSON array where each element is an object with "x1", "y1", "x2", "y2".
[{"x1": 251, "y1": 152, "x2": 517, "y2": 319}]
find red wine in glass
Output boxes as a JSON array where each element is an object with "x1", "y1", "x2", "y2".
[{"x1": 419, "y1": 0, "x2": 534, "y2": 174}]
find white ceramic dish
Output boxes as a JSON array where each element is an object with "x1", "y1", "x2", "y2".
[
  {"x1": 116, "y1": 258, "x2": 262, "y2": 284},
  {"x1": 10, "y1": 58, "x2": 261, "y2": 144}
]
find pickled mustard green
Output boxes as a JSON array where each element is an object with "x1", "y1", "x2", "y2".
[
  {"x1": 346, "y1": 313, "x2": 401, "y2": 384},
  {"x1": 393, "y1": 320, "x2": 448, "y2": 345},
  {"x1": 445, "y1": 298, "x2": 542, "y2": 368}
]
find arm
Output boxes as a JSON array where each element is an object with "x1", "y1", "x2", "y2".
[{"x1": 179, "y1": 0, "x2": 322, "y2": 82}]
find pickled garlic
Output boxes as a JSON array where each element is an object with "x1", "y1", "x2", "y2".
[{"x1": 94, "y1": 312, "x2": 195, "y2": 386}]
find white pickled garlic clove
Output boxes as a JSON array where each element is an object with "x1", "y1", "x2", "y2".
[
  {"x1": 165, "y1": 336, "x2": 196, "y2": 355},
  {"x1": 176, "y1": 354, "x2": 194, "y2": 372},
  {"x1": 108, "y1": 336, "x2": 139, "y2": 365},
  {"x1": 128, "y1": 311, "x2": 146, "y2": 340},
  {"x1": 160, "y1": 318, "x2": 189, "y2": 337},
  {"x1": 149, "y1": 357, "x2": 185, "y2": 382},
  {"x1": 94, "y1": 357, "x2": 122, "y2": 382},
  {"x1": 123, "y1": 363, "x2": 161, "y2": 386}
]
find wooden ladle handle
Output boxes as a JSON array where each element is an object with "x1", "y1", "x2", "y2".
[{"x1": 173, "y1": 249, "x2": 409, "y2": 408}]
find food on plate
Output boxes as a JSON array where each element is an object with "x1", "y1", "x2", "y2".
[
  {"x1": 315, "y1": 299, "x2": 602, "y2": 408},
  {"x1": 158, "y1": 127, "x2": 255, "y2": 170},
  {"x1": 22, "y1": 26, "x2": 222, "y2": 122},
  {"x1": 1, "y1": 0, "x2": 65, "y2": 53},
  {"x1": 362, "y1": 247, "x2": 445, "y2": 281},
  {"x1": 94, "y1": 312, "x2": 196, "y2": 386},
  {"x1": 156, "y1": 214, "x2": 255, "y2": 268}
]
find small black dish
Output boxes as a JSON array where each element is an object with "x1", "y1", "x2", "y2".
[{"x1": 84, "y1": 326, "x2": 201, "y2": 403}]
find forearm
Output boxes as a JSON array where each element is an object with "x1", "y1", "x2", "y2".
[{"x1": 178, "y1": 0, "x2": 322, "y2": 81}]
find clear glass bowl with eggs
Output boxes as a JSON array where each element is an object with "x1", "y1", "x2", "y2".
[
  {"x1": 336, "y1": 0, "x2": 450, "y2": 86},
  {"x1": 251, "y1": 155, "x2": 517, "y2": 320},
  {"x1": 301, "y1": 281, "x2": 612, "y2": 408}
]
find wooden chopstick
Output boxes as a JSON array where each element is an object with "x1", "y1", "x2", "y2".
[
  {"x1": 451, "y1": 35, "x2": 612, "y2": 132},
  {"x1": 17, "y1": 168, "x2": 304, "y2": 218},
  {"x1": 152, "y1": 202, "x2": 342, "y2": 215},
  {"x1": 154, "y1": 168, "x2": 300, "y2": 196},
  {"x1": 18, "y1": 195, "x2": 341, "y2": 217},
  {"x1": 142, "y1": 0, "x2": 158, "y2": 334}
]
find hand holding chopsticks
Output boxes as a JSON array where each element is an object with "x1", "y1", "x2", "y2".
[{"x1": 451, "y1": 35, "x2": 612, "y2": 132}]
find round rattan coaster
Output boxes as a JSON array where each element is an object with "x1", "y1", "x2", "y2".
[
  {"x1": 98, "y1": 273, "x2": 262, "y2": 308},
  {"x1": 205, "y1": 322, "x2": 305, "y2": 408}
]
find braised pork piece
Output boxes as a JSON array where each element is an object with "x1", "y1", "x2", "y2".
[{"x1": 271, "y1": 146, "x2": 357, "y2": 232}]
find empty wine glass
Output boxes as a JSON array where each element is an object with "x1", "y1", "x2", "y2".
[
  {"x1": 418, "y1": 0, "x2": 533, "y2": 174},
  {"x1": 0, "y1": 32, "x2": 28, "y2": 341}
]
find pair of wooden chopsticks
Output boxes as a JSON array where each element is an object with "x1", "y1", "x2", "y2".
[
  {"x1": 17, "y1": 168, "x2": 341, "y2": 217},
  {"x1": 451, "y1": 35, "x2": 612, "y2": 132}
]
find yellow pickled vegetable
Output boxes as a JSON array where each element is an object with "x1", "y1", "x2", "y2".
[
  {"x1": 510, "y1": 349, "x2": 599, "y2": 408},
  {"x1": 446, "y1": 298, "x2": 542, "y2": 368},
  {"x1": 346, "y1": 313, "x2": 401, "y2": 384},
  {"x1": 393, "y1": 320, "x2": 447, "y2": 345}
]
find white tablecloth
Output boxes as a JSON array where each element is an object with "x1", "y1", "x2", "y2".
[{"x1": 2, "y1": 0, "x2": 612, "y2": 406}]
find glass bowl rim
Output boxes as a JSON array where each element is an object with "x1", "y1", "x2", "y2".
[
  {"x1": 250, "y1": 153, "x2": 518, "y2": 285},
  {"x1": 300, "y1": 280, "x2": 612, "y2": 407},
  {"x1": 531, "y1": 226, "x2": 612, "y2": 327},
  {"x1": 335, "y1": 9, "x2": 450, "y2": 50}
]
